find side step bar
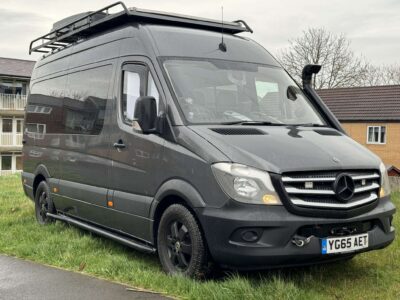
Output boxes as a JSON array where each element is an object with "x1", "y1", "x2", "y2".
[{"x1": 46, "y1": 213, "x2": 156, "y2": 254}]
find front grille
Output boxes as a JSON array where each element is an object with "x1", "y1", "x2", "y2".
[{"x1": 281, "y1": 170, "x2": 380, "y2": 210}]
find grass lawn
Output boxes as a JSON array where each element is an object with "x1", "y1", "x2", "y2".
[{"x1": 0, "y1": 174, "x2": 399, "y2": 299}]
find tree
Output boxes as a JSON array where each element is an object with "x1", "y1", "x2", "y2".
[
  {"x1": 363, "y1": 64, "x2": 400, "y2": 86},
  {"x1": 277, "y1": 28, "x2": 370, "y2": 89}
]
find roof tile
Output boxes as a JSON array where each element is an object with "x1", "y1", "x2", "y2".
[
  {"x1": 0, "y1": 57, "x2": 35, "y2": 78},
  {"x1": 317, "y1": 85, "x2": 400, "y2": 121}
]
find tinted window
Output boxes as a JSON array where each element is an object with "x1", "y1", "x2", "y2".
[
  {"x1": 27, "y1": 65, "x2": 112, "y2": 135},
  {"x1": 64, "y1": 65, "x2": 111, "y2": 134},
  {"x1": 27, "y1": 75, "x2": 66, "y2": 134}
]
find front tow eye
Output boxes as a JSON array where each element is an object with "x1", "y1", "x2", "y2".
[{"x1": 292, "y1": 235, "x2": 314, "y2": 247}]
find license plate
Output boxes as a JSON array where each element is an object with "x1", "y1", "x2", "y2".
[{"x1": 321, "y1": 233, "x2": 369, "y2": 254}]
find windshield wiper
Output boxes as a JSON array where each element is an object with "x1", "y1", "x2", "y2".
[{"x1": 220, "y1": 121, "x2": 286, "y2": 126}]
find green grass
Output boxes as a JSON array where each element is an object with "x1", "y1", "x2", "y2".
[{"x1": 0, "y1": 174, "x2": 399, "y2": 299}]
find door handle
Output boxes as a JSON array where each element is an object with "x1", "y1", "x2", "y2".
[{"x1": 113, "y1": 139, "x2": 126, "y2": 149}]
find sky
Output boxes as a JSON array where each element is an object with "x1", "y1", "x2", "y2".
[{"x1": 1, "y1": 0, "x2": 399, "y2": 66}]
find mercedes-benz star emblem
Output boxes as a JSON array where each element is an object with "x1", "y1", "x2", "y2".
[{"x1": 334, "y1": 173, "x2": 355, "y2": 202}]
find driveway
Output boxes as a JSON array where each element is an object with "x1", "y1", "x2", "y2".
[{"x1": 0, "y1": 255, "x2": 168, "y2": 300}]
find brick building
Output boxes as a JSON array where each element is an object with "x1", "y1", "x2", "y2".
[
  {"x1": 0, "y1": 57, "x2": 35, "y2": 175},
  {"x1": 318, "y1": 85, "x2": 400, "y2": 170}
]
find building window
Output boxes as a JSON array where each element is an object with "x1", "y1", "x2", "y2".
[
  {"x1": 15, "y1": 155, "x2": 22, "y2": 171},
  {"x1": 2, "y1": 118, "x2": 12, "y2": 133},
  {"x1": 367, "y1": 126, "x2": 386, "y2": 144},
  {"x1": 16, "y1": 120, "x2": 23, "y2": 133},
  {"x1": 26, "y1": 105, "x2": 52, "y2": 114},
  {"x1": 1, "y1": 155, "x2": 12, "y2": 171}
]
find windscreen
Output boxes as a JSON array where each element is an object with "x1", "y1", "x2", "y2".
[{"x1": 163, "y1": 59, "x2": 325, "y2": 125}]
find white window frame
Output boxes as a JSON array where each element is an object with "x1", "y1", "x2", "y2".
[{"x1": 367, "y1": 126, "x2": 386, "y2": 145}]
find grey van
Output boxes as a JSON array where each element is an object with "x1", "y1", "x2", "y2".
[{"x1": 22, "y1": 2, "x2": 395, "y2": 278}]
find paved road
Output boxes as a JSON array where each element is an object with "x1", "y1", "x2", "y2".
[{"x1": 0, "y1": 255, "x2": 168, "y2": 300}]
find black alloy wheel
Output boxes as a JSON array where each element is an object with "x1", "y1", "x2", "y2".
[
  {"x1": 166, "y1": 220, "x2": 192, "y2": 271},
  {"x1": 157, "y1": 204, "x2": 208, "y2": 278},
  {"x1": 35, "y1": 181, "x2": 55, "y2": 225}
]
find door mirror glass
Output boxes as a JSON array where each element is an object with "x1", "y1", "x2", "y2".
[
  {"x1": 287, "y1": 85, "x2": 301, "y2": 101},
  {"x1": 133, "y1": 96, "x2": 158, "y2": 134}
]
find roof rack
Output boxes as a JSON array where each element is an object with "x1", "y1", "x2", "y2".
[{"x1": 29, "y1": 1, "x2": 252, "y2": 55}]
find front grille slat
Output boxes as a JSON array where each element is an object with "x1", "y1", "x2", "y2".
[
  {"x1": 281, "y1": 170, "x2": 380, "y2": 210},
  {"x1": 290, "y1": 193, "x2": 378, "y2": 209},
  {"x1": 352, "y1": 173, "x2": 380, "y2": 180},
  {"x1": 285, "y1": 187, "x2": 335, "y2": 195},
  {"x1": 282, "y1": 176, "x2": 336, "y2": 183},
  {"x1": 354, "y1": 183, "x2": 380, "y2": 193}
]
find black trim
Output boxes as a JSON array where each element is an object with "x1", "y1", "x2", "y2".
[
  {"x1": 29, "y1": 2, "x2": 250, "y2": 55},
  {"x1": 303, "y1": 86, "x2": 346, "y2": 134},
  {"x1": 47, "y1": 213, "x2": 156, "y2": 253}
]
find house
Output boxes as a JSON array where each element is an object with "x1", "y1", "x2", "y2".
[
  {"x1": 0, "y1": 57, "x2": 35, "y2": 175},
  {"x1": 387, "y1": 165, "x2": 400, "y2": 177},
  {"x1": 318, "y1": 85, "x2": 400, "y2": 171}
]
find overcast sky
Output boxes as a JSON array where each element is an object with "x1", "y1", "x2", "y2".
[{"x1": 1, "y1": 0, "x2": 399, "y2": 66}]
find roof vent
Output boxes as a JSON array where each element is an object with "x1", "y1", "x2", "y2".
[{"x1": 211, "y1": 128, "x2": 267, "y2": 135}]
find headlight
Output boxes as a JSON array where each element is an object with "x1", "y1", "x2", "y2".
[
  {"x1": 379, "y1": 162, "x2": 391, "y2": 198},
  {"x1": 212, "y1": 163, "x2": 282, "y2": 205}
]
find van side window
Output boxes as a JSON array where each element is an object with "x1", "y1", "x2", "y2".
[
  {"x1": 27, "y1": 75, "x2": 66, "y2": 135},
  {"x1": 27, "y1": 65, "x2": 112, "y2": 135},
  {"x1": 147, "y1": 72, "x2": 159, "y2": 108},
  {"x1": 65, "y1": 65, "x2": 112, "y2": 135},
  {"x1": 122, "y1": 70, "x2": 142, "y2": 123},
  {"x1": 122, "y1": 65, "x2": 160, "y2": 125}
]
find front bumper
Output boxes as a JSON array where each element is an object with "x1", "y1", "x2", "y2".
[{"x1": 196, "y1": 196, "x2": 395, "y2": 270}]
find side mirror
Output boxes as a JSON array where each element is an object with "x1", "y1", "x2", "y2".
[
  {"x1": 301, "y1": 64, "x2": 321, "y2": 88},
  {"x1": 133, "y1": 96, "x2": 158, "y2": 134},
  {"x1": 287, "y1": 85, "x2": 301, "y2": 101}
]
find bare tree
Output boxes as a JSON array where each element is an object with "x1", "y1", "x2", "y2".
[
  {"x1": 363, "y1": 64, "x2": 400, "y2": 86},
  {"x1": 277, "y1": 28, "x2": 370, "y2": 89},
  {"x1": 383, "y1": 65, "x2": 400, "y2": 85}
]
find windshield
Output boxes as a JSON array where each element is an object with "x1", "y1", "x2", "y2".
[{"x1": 163, "y1": 59, "x2": 325, "y2": 125}]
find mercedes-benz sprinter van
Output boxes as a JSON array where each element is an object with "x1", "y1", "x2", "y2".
[{"x1": 22, "y1": 2, "x2": 395, "y2": 278}]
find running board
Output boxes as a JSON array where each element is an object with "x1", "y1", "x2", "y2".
[{"x1": 46, "y1": 213, "x2": 156, "y2": 254}]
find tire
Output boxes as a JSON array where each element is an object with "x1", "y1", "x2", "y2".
[
  {"x1": 157, "y1": 204, "x2": 208, "y2": 279},
  {"x1": 34, "y1": 181, "x2": 55, "y2": 225}
]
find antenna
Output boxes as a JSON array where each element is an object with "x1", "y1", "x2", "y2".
[{"x1": 219, "y1": 6, "x2": 227, "y2": 52}]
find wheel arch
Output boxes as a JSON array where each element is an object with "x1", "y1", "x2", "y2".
[
  {"x1": 32, "y1": 164, "x2": 51, "y2": 198},
  {"x1": 150, "y1": 179, "x2": 206, "y2": 244}
]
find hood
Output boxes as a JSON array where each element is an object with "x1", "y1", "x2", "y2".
[{"x1": 188, "y1": 125, "x2": 381, "y2": 174}]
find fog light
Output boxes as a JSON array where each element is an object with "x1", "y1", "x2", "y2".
[{"x1": 241, "y1": 230, "x2": 259, "y2": 242}]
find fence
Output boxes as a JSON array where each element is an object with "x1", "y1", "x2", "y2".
[
  {"x1": 0, "y1": 94, "x2": 27, "y2": 110},
  {"x1": 0, "y1": 133, "x2": 23, "y2": 146}
]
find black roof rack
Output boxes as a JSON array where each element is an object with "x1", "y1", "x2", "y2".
[{"x1": 29, "y1": 1, "x2": 252, "y2": 55}]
